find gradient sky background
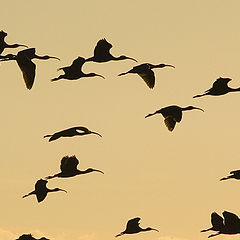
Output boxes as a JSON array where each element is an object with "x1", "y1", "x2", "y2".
[{"x1": 1, "y1": 1, "x2": 240, "y2": 240}]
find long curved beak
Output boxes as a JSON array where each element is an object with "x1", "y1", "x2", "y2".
[
  {"x1": 165, "y1": 64, "x2": 175, "y2": 68},
  {"x1": 59, "y1": 188, "x2": 67, "y2": 193},
  {"x1": 151, "y1": 228, "x2": 159, "y2": 232},
  {"x1": 96, "y1": 74, "x2": 105, "y2": 79},
  {"x1": 127, "y1": 56, "x2": 138, "y2": 62},
  {"x1": 19, "y1": 44, "x2": 28, "y2": 48},
  {"x1": 94, "y1": 169, "x2": 104, "y2": 174},
  {"x1": 49, "y1": 56, "x2": 60, "y2": 61},
  {"x1": 91, "y1": 131, "x2": 102, "y2": 137},
  {"x1": 194, "y1": 107, "x2": 204, "y2": 112}
]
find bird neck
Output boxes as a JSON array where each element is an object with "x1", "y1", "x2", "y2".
[
  {"x1": 34, "y1": 55, "x2": 50, "y2": 60},
  {"x1": 230, "y1": 87, "x2": 240, "y2": 92},
  {"x1": 78, "y1": 168, "x2": 93, "y2": 174},
  {"x1": 48, "y1": 188, "x2": 60, "y2": 193},
  {"x1": 181, "y1": 106, "x2": 194, "y2": 111}
]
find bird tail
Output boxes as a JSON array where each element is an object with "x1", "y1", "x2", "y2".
[
  {"x1": 201, "y1": 228, "x2": 211, "y2": 232},
  {"x1": 208, "y1": 232, "x2": 221, "y2": 238},
  {"x1": 22, "y1": 191, "x2": 34, "y2": 198}
]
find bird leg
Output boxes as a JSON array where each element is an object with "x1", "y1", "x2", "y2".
[{"x1": 22, "y1": 191, "x2": 35, "y2": 198}]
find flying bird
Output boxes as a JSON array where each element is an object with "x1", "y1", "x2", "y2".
[
  {"x1": 0, "y1": 48, "x2": 60, "y2": 89},
  {"x1": 22, "y1": 179, "x2": 67, "y2": 203},
  {"x1": 201, "y1": 211, "x2": 240, "y2": 238},
  {"x1": 51, "y1": 56, "x2": 104, "y2": 81},
  {"x1": 118, "y1": 63, "x2": 175, "y2": 89},
  {"x1": 86, "y1": 38, "x2": 137, "y2": 63},
  {"x1": 193, "y1": 77, "x2": 240, "y2": 98},
  {"x1": 145, "y1": 105, "x2": 204, "y2": 131},
  {"x1": 16, "y1": 233, "x2": 49, "y2": 240},
  {"x1": 44, "y1": 126, "x2": 102, "y2": 142},
  {"x1": 0, "y1": 30, "x2": 27, "y2": 55},
  {"x1": 115, "y1": 217, "x2": 158, "y2": 237},
  {"x1": 220, "y1": 170, "x2": 240, "y2": 181},
  {"x1": 46, "y1": 155, "x2": 104, "y2": 179}
]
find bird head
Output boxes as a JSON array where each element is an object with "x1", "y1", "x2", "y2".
[
  {"x1": 89, "y1": 130, "x2": 102, "y2": 137},
  {"x1": 86, "y1": 168, "x2": 104, "y2": 174},
  {"x1": 40, "y1": 55, "x2": 60, "y2": 61},
  {"x1": 118, "y1": 55, "x2": 137, "y2": 62},
  {"x1": 145, "y1": 227, "x2": 159, "y2": 232},
  {"x1": 54, "y1": 188, "x2": 67, "y2": 193}
]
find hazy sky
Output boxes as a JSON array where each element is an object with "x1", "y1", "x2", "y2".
[{"x1": 1, "y1": 1, "x2": 240, "y2": 240}]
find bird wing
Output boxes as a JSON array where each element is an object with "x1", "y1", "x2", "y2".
[
  {"x1": 16, "y1": 52, "x2": 36, "y2": 89},
  {"x1": 93, "y1": 38, "x2": 112, "y2": 57},
  {"x1": 35, "y1": 179, "x2": 47, "y2": 190},
  {"x1": 164, "y1": 116, "x2": 176, "y2": 131},
  {"x1": 138, "y1": 69, "x2": 155, "y2": 89},
  {"x1": 211, "y1": 212, "x2": 224, "y2": 229},
  {"x1": 35, "y1": 179, "x2": 48, "y2": 202},
  {"x1": 126, "y1": 217, "x2": 141, "y2": 229},
  {"x1": 223, "y1": 211, "x2": 240, "y2": 227},
  {"x1": 60, "y1": 155, "x2": 79, "y2": 172},
  {"x1": 212, "y1": 78, "x2": 230, "y2": 89}
]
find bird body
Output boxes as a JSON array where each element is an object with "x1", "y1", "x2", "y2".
[
  {"x1": 44, "y1": 126, "x2": 102, "y2": 142},
  {"x1": 118, "y1": 63, "x2": 175, "y2": 89},
  {"x1": 86, "y1": 38, "x2": 137, "y2": 63},
  {"x1": 51, "y1": 56, "x2": 104, "y2": 81},
  {"x1": 201, "y1": 211, "x2": 240, "y2": 238},
  {"x1": 145, "y1": 105, "x2": 204, "y2": 131},
  {"x1": 193, "y1": 77, "x2": 240, "y2": 98},
  {"x1": 0, "y1": 30, "x2": 27, "y2": 55},
  {"x1": 16, "y1": 234, "x2": 49, "y2": 240},
  {"x1": 115, "y1": 217, "x2": 158, "y2": 237},
  {"x1": 220, "y1": 170, "x2": 240, "y2": 181},
  {"x1": 46, "y1": 155, "x2": 104, "y2": 179},
  {"x1": 22, "y1": 179, "x2": 66, "y2": 203},
  {"x1": 0, "y1": 48, "x2": 60, "y2": 89}
]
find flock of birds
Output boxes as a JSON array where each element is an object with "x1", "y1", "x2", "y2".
[{"x1": 1, "y1": 30, "x2": 240, "y2": 240}]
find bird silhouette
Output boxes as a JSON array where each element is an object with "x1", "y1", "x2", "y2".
[
  {"x1": 193, "y1": 77, "x2": 240, "y2": 98},
  {"x1": 22, "y1": 179, "x2": 67, "y2": 203},
  {"x1": 46, "y1": 155, "x2": 104, "y2": 179},
  {"x1": 201, "y1": 211, "x2": 240, "y2": 238},
  {"x1": 115, "y1": 217, "x2": 158, "y2": 237},
  {"x1": 220, "y1": 170, "x2": 240, "y2": 181},
  {"x1": 0, "y1": 30, "x2": 27, "y2": 55},
  {"x1": 86, "y1": 38, "x2": 137, "y2": 63},
  {"x1": 51, "y1": 56, "x2": 104, "y2": 81},
  {"x1": 0, "y1": 48, "x2": 60, "y2": 89},
  {"x1": 118, "y1": 63, "x2": 175, "y2": 89},
  {"x1": 16, "y1": 233, "x2": 49, "y2": 240},
  {"x1": 44, "y1": 126, "x2": 102, "y2": 142},
  {"x1": 145, "y1": 105, "x2": 204, "y2": 131}
]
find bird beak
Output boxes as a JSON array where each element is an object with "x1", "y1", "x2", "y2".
[
  {"x1": 49, "y1": 56, "x2": 61, "y2": 61},
  {"x1": 165, "y1": 64, "x2": 175, "y2": 68},
  {"x1": 151, "y1": 228, "x2": 159, "y2": 232},
  {"x1": 19, "y1": 44, "x2": 28, "y2": 48},
  {"x1": 96, "y1": 74, "x2": 105, "y2": 79},
  {"x1": 59, "y1": 188, "x2": 67, "y2": 193},
  {"x1": 91, "y1": 131, "x2": 103, "y2": 137},
  {"x1": 127, "y1": 57, "x2": 138, "y2": 62},
  {"x1": 94, "y1": 169, "x2": 104, "y2": 174},
  {"x1": 193, "y1": 107, "x2": 204, "y2": 112}
]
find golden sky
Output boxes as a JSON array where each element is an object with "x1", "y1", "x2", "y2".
[{"x1": 1, "y1": 1, "x2": 240, "y2": 240}]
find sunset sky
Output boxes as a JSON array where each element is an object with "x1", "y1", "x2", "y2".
[{"x1": 1, "y1": 1, "x2": 240, "y2": 240}]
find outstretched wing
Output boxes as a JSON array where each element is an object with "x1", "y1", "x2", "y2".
[
  {"x1": 94, "y1": 39, "x2": 112, "y2": 58},
  {"x1": 60, "y1": 155, "x2": 79, "y2": 172},
  {"x1": 230, "y1": 169, "x2": 240, "y2": 175},
  {"x1": 211, "y1": 77, "x2": 231, "y2": 90},
  {"x1": 126, "y1": 217, "x2": 141, "y2": 229},
  {"x1": 223, "y1": 211, "x2": 240, "y2": 227},
  {"x1": 35, "y1": 179, "x2": 47, "y2": 190},
  {"x1": 16, "y1": 51, "x2": 36, "y2": 90},
  {"x1": 138, "y1": 69, "x2": 155, "y2": 89}
]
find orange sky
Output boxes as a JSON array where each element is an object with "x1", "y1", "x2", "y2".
[{"x1": 1, "y1": 1, "x2": 240, "y2": 240}]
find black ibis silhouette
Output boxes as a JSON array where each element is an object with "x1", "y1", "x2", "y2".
[
  {"x1": 193, "y1": 77, "x2": 240, "y2": 98},
  {"x1": 201, "y1": 211, "x2": 240, "y2": 238},
  {"x1": 145, "y1": 105, "x2": 204, "y2": 131},
  {"x1": 0, "y1": 48, "x2": 60, "y2": 89},
  {"x1": 0, "y1": 30, "x2": 27, "y2": 55},
  {"x1": 220, "y1": 170, "x2": 240, "y2": 181},
  {"x1": 44, "y1": 126, "x2": 102, "y2": 142},
  {"x1": 51, "y1": 56, "x2": 104, "y2": 81},
  {"x1": 46, "y1": 155, "x2": 104, "y2": 179},
  {"x1": 118, "y1": 63, "x2": 175, "y2": 89},
  {"x1": 22, "y1": 179, "x2": 66, "y2": 203},
  {"x1": 86, "y1": 38, "x2": 137, "y2": 63},
  {"x1": 115, "y1": 217, "x2": 158, "y2": 237},
  {"x1": 16, "y1": 233, "x2": 49, "y2": 240}
]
